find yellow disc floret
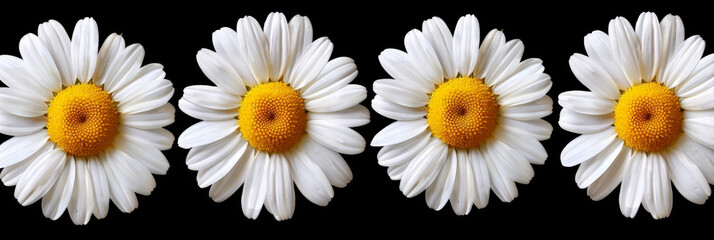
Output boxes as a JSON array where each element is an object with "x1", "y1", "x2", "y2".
[
  {"x1": 47, "y1": 83, "x2": 119, "y2": 157},
  {"x1": 427, "y1": 77, "x2": 499, "y2": 149},
  {"x1": 614, "y1": 82, "x2": 682, "y2": 152},
  {"x1": 238, "y1": 82, "x2": 307, "y2": 153}
]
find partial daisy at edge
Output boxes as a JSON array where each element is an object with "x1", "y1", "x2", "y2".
[
  {"x1": 370, "y1": 14, "x2": 553, "y2": 215},
  {"x1": 177, "y1": 12, "x2": 368, "y2": 221},
  {"x1": 0, "y1": 17, "x2": 175, "y2": 225},
  {"x1": 559, "y1": 12, "x2": 714, "y2": 219}
]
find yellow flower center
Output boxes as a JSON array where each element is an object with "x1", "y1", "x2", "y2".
[
  {"x1": 46, "y1": 83, "x2": 119, "y2": 157},
  {"x1": 238, "y1": 82, "x2": 307, "y2": 153},
  {"x1": 426, "y1": 77, "x2": 499, "y2": 149},
  {"x1": 614, "y1": 82, "x2": 682, "y2": 152}
]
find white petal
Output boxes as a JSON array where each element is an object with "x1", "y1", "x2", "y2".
[
  {"x1": 584, "y1": 30, "x2": 630, "y2": 89},
  {"x1": 241, "y1": 151, "x2": 269, "y2": 219},
  {"x1": 186, "y1": 132, "x2": 241, "y2": 171},
  {"x1": 635, "y1": 12, "x2": 662, "y2": 82},
  {"x1": 212, "y1": 27, "x2": 257, "y2": 87},
  {"x1": 291, "y1": 150, "x2": 334, "y2": 206},
  {"x1": 373, "y1": 79, "x2": 429, "y2": 108},
  {"x1": 371, "y1": 95, "x2": 426, "y2": 121},
  {"x1": 117, "y1": 79, "x2": 174, "y2": 115},
  {"x1": 264, "y1": 153, "x2": 295, "y2": 221},
  {"x1": 642, "y1": 153, "x2": 672, "y2": 219},
  {"x1": 94, "y1": 33, "x2": 125, "y2": 86},
  {"x1": 102, "y1": 154, "x2": 138, "y2": 213},
  {"x1": 306, "y1": 120, "x2": 365, "y2": 155},
  {"x1": 496, "y1": 127, "x2": 548, "y2": 165},
  {"x1": 558, "y1": 90, "x2": 616, "y2": 115},
  {"x1": 378, "y1": 49, "x2": 434, "y2": 92},
  {"x1": 500, "y1": 95, "x2": 552, "y2": 121},
  {"x1": 196, "y1": 49, "x2": 247, "y2": 96},
  {"x1": 482, "y1": 144, "x2": 518, "y2": 202},
  {"x1": 0, "y1": 111, "x2": 45, "y2": 136},
  {"x1": 287, "y1": 37, "x2": 333, "y2": 90},
  {"x1": 115, "y1": 137, "x2": 170, "y2": 175},
  {"x1": 422, "y1": 17, "x2": 456, "y2": 79},
  {"x1": 307, "y1": 104, "x2": 370, "y2": 128},
  {"x1": 106, "y1": 149, "x2": 155, "y2": 196},
  {"x1": 677, "y1": 54, "x2": 714, "y2": 98},
  {"x1": 658, "y1": 14, "x2": 685, "y2": 79},
  {"x1": 41, "y1": 156, "x2": 75, "y2": 220},
  {"x1": 209, "y1": 148, "x2": 252, "y2": 202},
  {"x1": 469, "y1": 148, "x2": 490, "y2": 209},
  {"x1": 196, "y1": 138, "x2": 248, "y2": 188},
  {"x1": 561, "y1": 127, "x2": 617, "y2": 167},
  {"x1": 101, "y1": 44, "x2": 144, "y2": 93},
  {"x1": 0, "y1": 131, "x2": 49, "y2": 168},
  {"x1": 619, "y1": 151, "x2": 647, "y2": 218},
  {"x1": 450, "y1": 149, "x2": 476, "y2": 215},
  {"x1": 559, "y1": 108, "x2": 614, "y2": 134},
  {"x1": 400, "y1": 138, "x2": 448, "y2": 198},
  {"x1": 15, "y1": 147, "x2": 65, "y2": 206},
  {"x1": 118, "y1": 125, "x2": 174, "y2": 151},
  {"x1": 452, "y1": 14, "x2": 479, "y2": 77},
  {"x1": 294, "y1": 136, "x2": 352, "y2": 187},
  {"x1": 484, "y1": 139, "x2": 534, "y2": 184},
  {"x1": 496, "y1": 73, "x2": 552, "y2": 107},
  {"x1": 68, "y1": 159, "x2": 95, "y2": 225},
  {"x1": 405, "y1": 30, "x2": 442, "y2": 86},
  {"x1": 88, "y1": 156, "x2": 109, "y2": 219},
  {"x1": 475, "y1": 29, "x2": 505, "y2": 78},
  {"x1": 183, "y1": 85, "x2": 241, "y2": 110},
  {"x1": 178, "y1": 98, "x2": 237, "y2": 121},
  {"x1": 237, "y1": 16, "x2": 270, "y2": 84},
  {"x1": 121, "y1": 103, "x2": 174, "y2": 129},
  {"x1": 661, "y1": 36, "x2": 705, "y2": 88},
  {"x1": 0, "y1": 88, "x2": 47, "y2": 118},
  {"x1": 304, "y1": 84, "x2": 366, "y2": 113},
  {"x1": 71, "y1": 17, "x2": 98, "y2": 83},
  {"x1": 609, "y1": 17, "x2": 643, "y2": 87},
  {"x1": 680, "y1": 85, "x2": 714, "y2": 110},
  {"x1": 287, "y1": 15, "x2": 313, "y2": 71},
  {"x1": 482, "y1": 40, "x2": 524, "y2": 87},
  {"x1": 575, "y1": 138, "x2": 624, "y2": 188},
  {"x1": 683, "y1": 117, "x2": 714, "y2": 149},
  {"x1": 264, "y1": 12, "x2": 290, "y2": 81},
  {"x1": 0, "y1": 153, "x2": 32, "y2": 186},
  {"x1": 587, "y1": 147, "x2": 629, "y2": 201},
  {"x1": 19, "y1": 34, "x2": 60, "y2": 93},
  {"x1": 0, "y1": 55, "x2": 48, "y2": 100},
  {"x1": 371, "y1": 119, "x2": 427, "y2": 147},
  {"x1": 425, "y1": 150, "x2": 456, "y2": 211},
  {"x1": 569, "y1": 54, "x2": 620, "y2": 100},
  {"x1": 491, "y1": 58, "x2": 545, "y2": 97},
  {"x1": 499, "y1": 118, "x2": 552, "y2": 141},
  {"x1": 673, "y1": 135, "x2": 714, "y2": 184},
  {"x1": 38, "y1": 20, "x2": 73, "y2": 87},
  {"x1": 668, "y1": 149, "x2": 711, "y2": 204},
  {"x1": 301, "y1": 57, "x2": 357, "y2": 99},
  {"x1": 111, "y1": 63, "x2": 165, "y2": 104},
  {"x1": 178, "y1": 120, "x2": 238, "y2": 149},
  {"x1": 377, "y1": 131, "x2": 431, "y2": 168}
]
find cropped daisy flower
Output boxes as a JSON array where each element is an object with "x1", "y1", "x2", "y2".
[
  {"x1": 559, "y1": 12, "x2": 714, "y2": 219},
  {"x1": 371, "y1": 14, "x2": 552, "y2": 215},
  {"x1": 0, "y1": 18, "x2": 174, "y2": 224},
  {"x1": 177, "y1": 12, "x2": 368, "y2": 221}
]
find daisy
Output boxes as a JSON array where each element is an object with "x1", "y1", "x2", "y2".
[
  {"x1": 177, "y1": 12, "x2": 368, "y2": 221},
  {"x1": 0, "y1": 18, "x2": 174, "y2": 225},
  {"x1": 371, "y1": 14, "x2": 552, "y2": 215},
  {"x1": 559, "y1": 12, "x2": 714, "y2": 219}
]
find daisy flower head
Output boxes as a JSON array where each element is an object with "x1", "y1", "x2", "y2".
[
  {"x1": 559, "y1": 12, "x2": 714, "y2": 219},
  {"x1": 177, "y1": 12, "x2": 368, "y2": 221},
  {"x1": 0, "y1": 18, "x2": 175, "y2": 225},
  {"x1": 371, "y1": 14, "x2": 553, "y2": 215}
]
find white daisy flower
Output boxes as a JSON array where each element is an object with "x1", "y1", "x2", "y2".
[
  {"x1": 371, "y1": 14, "x2": 552, "y2": 215},
  {"x1": 0, "y1": 17, "x2": 174, "y2": 225},
  {"x1": 177, "y1": 12, "x2": 368, "y2": 221},
  {"x1": 559, "y1": 12, "x2": 714, "y2": 219}
]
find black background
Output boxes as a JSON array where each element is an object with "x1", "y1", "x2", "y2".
[{"x1": 1, "y1": 1, "x2": 711, "y2": 237}]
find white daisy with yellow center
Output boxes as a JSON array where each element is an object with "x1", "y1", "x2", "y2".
[
  {"x1": 371, "y1": 14, "x2": 553, "y2": 215},
  {"x1": 177, "y1": 12, "x2": 368, "y2": 221},
  {"x1": 559, "y1": 12, "x2": 714, "y2": 219},
  {"x1": 0, "y1": 18, "x2": 175, "y2": 225}
]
